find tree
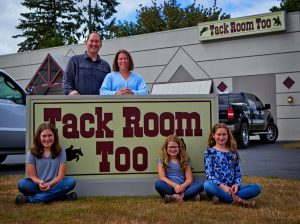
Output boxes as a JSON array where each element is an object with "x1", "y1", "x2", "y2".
[
  {"x1": 77, "y1": 0, "x2": 120, "y2": 39},
  {"x1": 13, "y1": 0, "x2": 82, "y2": 52},
  {"x1": 111, "y1": 0, "x2": 230, "y2": 38},
  {"x1": 270, "y1": 0, "x2": 300, "y2": 12}
]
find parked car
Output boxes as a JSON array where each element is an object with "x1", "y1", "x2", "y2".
[
  {"x1": 218, "y1": 92, "x2": 278, "y2": 148},
  {"x1": 0, "y1": 69, "x2": 27, "y2": 163}
]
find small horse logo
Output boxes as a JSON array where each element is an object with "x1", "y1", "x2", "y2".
[
  {"x1": 273, "y1": 16, "x2": 282, "y2": 26},
  {"x1": 200, "y1": 26, "x2": 208, "y2": 36},
  {"x1": 65, "y1": 145, "x2": 83, "y2": 162}
]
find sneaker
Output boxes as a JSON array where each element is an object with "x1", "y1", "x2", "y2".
[
  {"x1": 193, "y1": 194, "x2": 201, "y2": 202},
  {"x1": 64, "y1": 192, "x2": 78, "y2": 201},
  {"x1": 211, "y1": 196, "x2": 219, "y2": 204},
  {"x1": 15, "y1": 194, "x2": 29, "y2": 204},
  {"x1": 164, "y1": 195, "x2": 171, "y2": 204}
]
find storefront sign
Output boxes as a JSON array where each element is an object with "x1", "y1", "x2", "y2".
[
  {"x1": 27, "y1": 95, "x2": 217, "y2": 177},
  {"x1": 199, "y1": 11, "x2": 286, "y2": 41},
  {"x1": 26, "y1": 95, "x2": 217, "y2": 195}
]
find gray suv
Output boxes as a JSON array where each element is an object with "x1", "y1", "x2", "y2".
[{"x1": 0, "y1": 69, "x2": 27, "y2": 163}]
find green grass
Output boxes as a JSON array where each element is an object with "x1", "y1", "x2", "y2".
[
  {"x1": 282, "y1": 141, "x2": 300, "y2": 149},
  {"x1": 0, "y1": 175, "x2": 299, "y2": 224}
]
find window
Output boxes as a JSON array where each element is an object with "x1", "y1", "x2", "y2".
[{"x1": 0, "y1": 72, "x2": 24, "y2": 104}]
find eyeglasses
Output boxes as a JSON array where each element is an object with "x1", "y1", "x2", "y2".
[{"x1": 167, "y1": 146, "x2": 179, "y2": 149}]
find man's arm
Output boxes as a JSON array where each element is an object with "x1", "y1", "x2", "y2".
[{"x1": 63, "y1": 58, "x2": 76, "y2": 95}]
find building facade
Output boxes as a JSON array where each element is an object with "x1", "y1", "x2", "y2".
[{"x1": 0, "y1": 12, "x2": 299, "y2": 141}]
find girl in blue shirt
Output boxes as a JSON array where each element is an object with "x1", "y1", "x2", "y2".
[
  {"x1": 204, "y1": 123, "x2": 261, "y2": 207},
  {"x1": 16, "y1": 122, "x2": 77, "y2": 204},
  {"x1": 155, "y1": 135, "x2": 203, "y2": 203}
]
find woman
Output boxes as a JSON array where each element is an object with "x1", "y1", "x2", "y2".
[
  {"x1": 99, "y1": 49, "x2": 149, "y2": 95},
  {"x1": 16, "y1": 122, "x2": 77, "y2": 204}
]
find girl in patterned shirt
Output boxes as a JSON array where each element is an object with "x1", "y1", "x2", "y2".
[
  {"x1": 204, "y1": 123, "x2": 261, "y2": 207},
  {"x1": 155, "y1": 135, "x2": 203, "y2": 203}
]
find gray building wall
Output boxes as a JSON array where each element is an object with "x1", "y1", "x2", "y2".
[{"x1": 0, "y1": 12, "x2": 299, "y2": 141}]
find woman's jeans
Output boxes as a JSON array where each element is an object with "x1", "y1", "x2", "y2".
[
  {"x1": 203, "y1": 180, "x2": 261, "y2": 204},
  {"x1": 155, "y1": 180, "x2": 204, "y2": 200},
  {"x1": 17, "y1": 177, "x2": 76, "y2": 203}
]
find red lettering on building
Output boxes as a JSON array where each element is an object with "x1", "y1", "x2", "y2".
[
  {"x1": 133, "y1": 147, "x2": 148, "y2": 171},
  {"x1": 123, "y1": 107, "x2": 202, "y2": 137},
  {"x1": 115, "y1": 147, "x2": 131, "y2": 172},
  {"x1": 96, "y1": 141, "x2": 113, "y2": 172},
  {"x1": 95, "y1": 107, "x2": 113, "y2": 138}
]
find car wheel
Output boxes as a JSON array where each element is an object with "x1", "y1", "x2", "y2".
[
  {"x1": 259, "y1": 123, "x2": 278, "y2": 144},
  {"x1": 0, "y1": 155, "x2": 7, "y2": 164},
  {"x1": 237, "y1": 123, "x2": 249, "y2": 148}
]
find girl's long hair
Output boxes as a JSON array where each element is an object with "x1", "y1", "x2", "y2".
[
  {"x1": 208, "y1": 123, "x2": 240, "y2": 160},
  {"x1": 160, "y1": 135, "x2": 190, "y2": 170},
  {"x1": 30, "y1": 122, "x2": 61, "y2": 159}
]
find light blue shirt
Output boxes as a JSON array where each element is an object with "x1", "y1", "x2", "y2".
[
  {"x1": 26, "y1": 150, "x2": 66, "y2": 183},
  {"x1": 157, "y1": 158, "x2": 191, "y2": 185},
  {"x1": 99, "y1": 71, "x2": 149, "y2": 95}
]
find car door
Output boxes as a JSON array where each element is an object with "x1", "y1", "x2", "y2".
[
  {"x1": 246, "y1": 94, "x2": 264, "y2": 131},
  {"x1": 0, "y1": 71, "x2": 26, "y2": 151}
]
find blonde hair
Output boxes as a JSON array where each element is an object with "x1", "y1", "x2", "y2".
[
  {"x1": 208, "y1": 123, "x2": 240, "y2": 161},
  {"x1": 160, "y1": 135, "x2": 190, "y2": 170}
]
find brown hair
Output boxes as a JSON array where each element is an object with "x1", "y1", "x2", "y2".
[
  {"x1": 112, "y1": 49, "x2": 134, "y2": 72},
  {"x1": 30, "y1": 122, "x2": 61, "y2": 159},
  {"x1": 160, "y1": 135, "x2": 190, "y2": 171},
  {"x1": 86, "y1": 32, "x2": 102, "y2": 41},
  {"x1": 208, "y1": 123, "x2": 240, "y2": 160}
]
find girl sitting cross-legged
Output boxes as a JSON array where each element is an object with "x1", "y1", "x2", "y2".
[
  {"x1": 204, "y1": 123, "x2": 261, "y2": 207},
  {"x1": 155, "y1": 135, "x2": 204, "y2": 203}
]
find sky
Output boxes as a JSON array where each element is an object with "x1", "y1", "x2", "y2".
[{"x1": 0, "y1": 0, "x2": 281, "y2": 56}]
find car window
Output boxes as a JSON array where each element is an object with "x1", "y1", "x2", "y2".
[
  {"x1": 254, "y1": 96, "x2": 264, "y2": 108},
  {"x1": 218, "y1": 94, "x2": 228, "y2": 105},
  {"x1": 229, "y1": 94, "x2": 243, "y2": 104},
  {"x1": 0, "y1": 72, "x2": 24, "y2": 104}
]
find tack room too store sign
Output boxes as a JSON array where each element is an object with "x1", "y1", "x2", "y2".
[
  {"x1": 199, "y1": 11, "x2": 286, "y2": 41},
  {"x1": 27, "y1": 95, "x2": 217, "y2": 178}
]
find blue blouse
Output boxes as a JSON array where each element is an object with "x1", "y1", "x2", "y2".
[
  {"x1": 204, "y1": 147, "x2": 242, "y2": 187},
  {"x1": 99, "y1": 71, "x2": 149, "y2": 95}
]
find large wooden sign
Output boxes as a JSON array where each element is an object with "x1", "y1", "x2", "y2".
[
  {"x1": 26, "y1": 95, "x2": 217, "y2": 195},
  {"x1": 199, "y1": 11, "x2": 286, "y2": 41}
]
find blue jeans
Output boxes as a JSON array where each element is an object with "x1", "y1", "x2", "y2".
[
  {"x1": 155, "y1": 180, "x2": 204, "y2": 200},
  {"x1": 17, "y1": 177, "x2": 76, "y2": 203},
  {"x1": 203, "y1": 180, "x2": 261, "y2": 204}
]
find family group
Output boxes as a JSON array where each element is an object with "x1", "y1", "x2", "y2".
[{"x1": 15, "y1": 32, "x2": 260, "y2": 207}]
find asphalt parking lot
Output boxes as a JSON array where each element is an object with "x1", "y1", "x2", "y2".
[
  {"x1": 238, "y1": 140, "x2": 300, "y2": 180},
  {"x1": 1, "y1": 141, "x2": 299, "y2": 179}
]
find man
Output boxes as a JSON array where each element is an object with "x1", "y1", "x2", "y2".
[{"x1": 63, "y1": 32, "x2": 111, "y2": 95}]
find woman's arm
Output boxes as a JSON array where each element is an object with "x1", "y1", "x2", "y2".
[
  {"x1": 99, "y1": 74, "x2": 117, "y2": 95},
  {"x1": 130, "y1": 74, "x2": 149, "y2": 95}
]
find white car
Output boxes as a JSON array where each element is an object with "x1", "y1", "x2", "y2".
[{"x1": 0, "y1": 69, "x2": 27, "y2": 163}]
